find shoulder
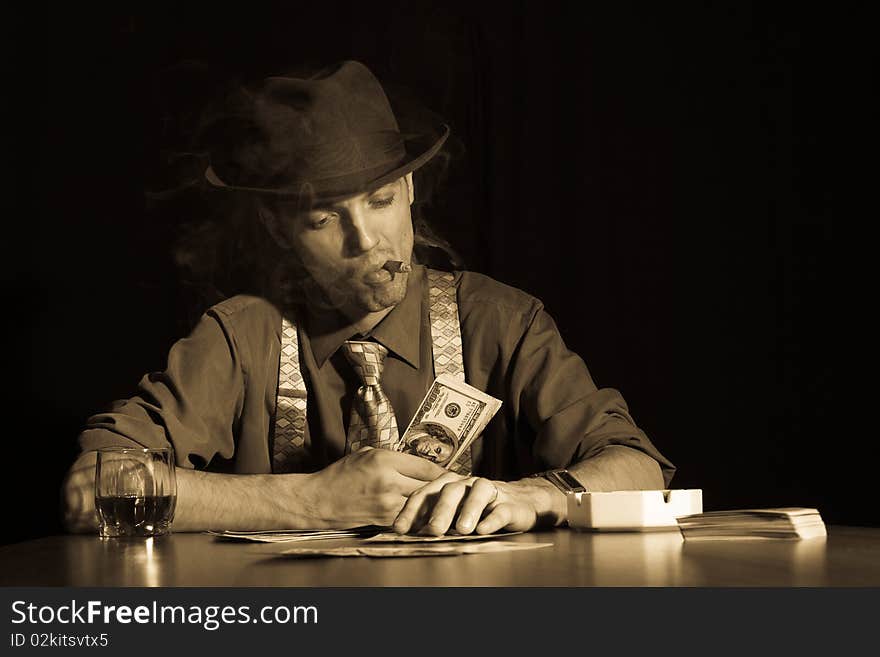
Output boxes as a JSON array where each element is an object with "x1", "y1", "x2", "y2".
[
  {"x1": 450, "y1": 270, "x2": 544, "y2": 318},
  {"x1": 439, "y1": 270, "x2": 545, "y2": 341},
  {"x1": 208, "y1": 294, "x2": 280, "y2": 320},
  {"x1": 205, "y1": 294, "x2": 284, "y2": 340}
]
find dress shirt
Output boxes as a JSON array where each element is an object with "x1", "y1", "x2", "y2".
[{"x1": 79, "y1": 265, "x2": 675, "y2": 483}]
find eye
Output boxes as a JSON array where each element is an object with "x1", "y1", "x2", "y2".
[
  {"x1": 434, "y1": 447, "x2": 442, "y2": 454},
  {"x1": 310, "y1": 212, "x2": 338, "y2": 229},
  {"x1": 369, "y1": 194, "x2": 395, "y2": 209}
]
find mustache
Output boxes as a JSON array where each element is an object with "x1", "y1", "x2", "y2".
[
  {"x1": 329, "y1": 255, "x2": 402, "y2": 280},
  {"x1": 299, "y1": 255, "x2": 407, "y2": 309}
]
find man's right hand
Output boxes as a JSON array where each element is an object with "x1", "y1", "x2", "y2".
[
  {"x1": 301, "y1": 447, "x2": 447, "y2": 528},
  {"x1": 63, "y1": 447, "x2": 447, "y2": 533}
]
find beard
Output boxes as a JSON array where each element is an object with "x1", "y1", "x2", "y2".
[
  {"x1": 347, "y1": 273, "x2": 409, "y2": 313},
  {"x1": 365, "y1": 277, "x2": 408, "y2": 311},
  {"x1": 295, "y1": 227, "x2": 415, "y2": 316},
  {"x1": 304, "y1": 265, "x2": 409, "y2": 316}
]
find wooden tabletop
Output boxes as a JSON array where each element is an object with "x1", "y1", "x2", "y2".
[{"x1": 2, "y1": 526, "x2": 878, "y2": 587}]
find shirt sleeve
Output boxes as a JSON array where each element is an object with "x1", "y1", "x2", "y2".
[
  {"x1": 77, "y1": 308, "x2": 245, "y2": 469},
  {"x1": 509, "y1": 304, "x2": 676, "y2": 486}
]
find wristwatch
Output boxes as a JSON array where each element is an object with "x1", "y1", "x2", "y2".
[{"x1": 531, "y1": 469, "x2": 587, "y2": 494}]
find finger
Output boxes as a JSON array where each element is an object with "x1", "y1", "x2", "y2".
[
  {"x1": 454, "y1": 478, "x2": 498, "y2": 535},
  {"x1": 392, "y1": 491, "x2": 430, "y2": 535},
  {"x1": 378, "y1": 494, "x2": 408, "y2": 525},
  {"x1": 380, "y1": 450, "x2": 447, "y2": 481},
  {"x1": 392, "y1": 474, "x2": 445, "y2": 497},
  {"x1": 421, "y1": 482, "x2": 470, "y2": 536},
  {"x1": 475, "y1": 503, "x2": 514, "y2": 535},
  {"x1": 392, "y1": 472, "x2": 461, "y2": 533}
]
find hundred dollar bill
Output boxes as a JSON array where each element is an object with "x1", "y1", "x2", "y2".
[
  {"x1": 279, "y1": 542, "x2": 553, "y2": 558},
  {"x1": 395, "y1": 373, "x2": 502, "y2": 468}
]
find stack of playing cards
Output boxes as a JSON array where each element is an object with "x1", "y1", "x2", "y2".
[{"x1": 676, "y1": 508, "x2": 827, "y2": 540}]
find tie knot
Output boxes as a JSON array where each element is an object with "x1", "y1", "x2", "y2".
[{"x1": 342, "y1": 340, "x2": 389, "y2": 386}]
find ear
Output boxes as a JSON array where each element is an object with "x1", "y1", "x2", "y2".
[
  {"x1": 405, "y1": 172, "x2": 415, "y2": 206},
  {"x1": 258, "y1": 204, "x2": 293, "y2": 250}
]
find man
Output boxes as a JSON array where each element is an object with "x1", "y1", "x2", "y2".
[{"x1": 63, "y1": 61, "x2": 674, "y2": 536}]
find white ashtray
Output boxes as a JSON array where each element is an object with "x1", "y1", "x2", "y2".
[{"x1": 567, "y1": 489, "x2": 703, "y2": 532}]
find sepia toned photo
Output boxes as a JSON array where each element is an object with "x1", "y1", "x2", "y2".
[{"x1": 1, "y1": 2, "x2": 863, "y2": 599}]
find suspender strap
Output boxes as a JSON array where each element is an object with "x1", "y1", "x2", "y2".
[
  {"x1": 273, "y1": 269, "x2": 473, "y2": 475},
  {"x1": 272, "y1": 316, "x2": 309, "y2": 473},
  {"x1": 426, "y1": 269, "x2": 472, "y2": 475}
]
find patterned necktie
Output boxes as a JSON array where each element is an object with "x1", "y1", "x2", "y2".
[{"x1": 342, "y1": 340, "x2": 400, "y2": 453}]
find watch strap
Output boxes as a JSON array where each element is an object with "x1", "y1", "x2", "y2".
[{"x1": 532, "y1": 469, "x2": 586, "y2": 494}]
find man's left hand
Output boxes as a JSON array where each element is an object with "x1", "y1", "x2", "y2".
[{"x1": 391, "y1": 472, "x2": 557, "y2": 536}]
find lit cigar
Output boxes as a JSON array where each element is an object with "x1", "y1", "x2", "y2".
[{"x1": 382, "y1": 260, "x2": 412, "y2": 276}]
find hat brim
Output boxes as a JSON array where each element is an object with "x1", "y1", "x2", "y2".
[{"x1": 205, "y1": 124, "x2": 449, "y2": 203}]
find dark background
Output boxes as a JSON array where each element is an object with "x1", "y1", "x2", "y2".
[{"x1": 4, "y1": 2, "x2": 845, "y2": 545}]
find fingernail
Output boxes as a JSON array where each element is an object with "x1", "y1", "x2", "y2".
[{"x1": 458, "y1": 515, "x2": 474, "y2": 530}]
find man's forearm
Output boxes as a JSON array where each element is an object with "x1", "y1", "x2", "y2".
[
  {"x1": 172, "y1": 467, "x2": 321, "y2": 531},
  {"x1": 568, "y1": 444, "x2": 665, "y2": 493},
  {"x1": 62, "y1": 451, "x2": 324, "y2": 533},
  {"x1": 505, "y1": 445, "x2": 666, "y2": 527}
]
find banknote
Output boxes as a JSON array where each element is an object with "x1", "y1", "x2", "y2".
[
  {"x1": 278, "y1": 542, "x2": 553, "y2": 558},
  {"x1": 209, "y1": 528, "x2": 523, "y2": 544},
  {"x1": 364, "y1": 530, "x2": 522, "y2": 543},
  {"x1": 206, "y1": 526, "x2": 385, "y2": 543},
  {"x1": 395, "y1": 374, "x2": 502, "y2": 468}
]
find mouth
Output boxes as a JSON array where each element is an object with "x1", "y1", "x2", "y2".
[
  {"x1": 361, "y1": 259, "x2": 411, "y2": 285},
  {"x1": 362, "y1": 268, "x2": 393, "y2": 285}
]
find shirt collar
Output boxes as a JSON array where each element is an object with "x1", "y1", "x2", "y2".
[{"x1": 306, "y1": 264, "x2": 424, "y2": 369}]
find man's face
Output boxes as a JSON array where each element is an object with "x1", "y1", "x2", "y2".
[{"x1": 268, "y1": 175, "x2": 415, "y2": 315}]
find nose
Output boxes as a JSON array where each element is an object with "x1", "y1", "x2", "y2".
[{"x1": 345, "y1": 206, "x2": 379, "y2": 255}]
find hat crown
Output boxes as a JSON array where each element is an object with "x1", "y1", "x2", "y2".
[
  {"x1": 209, "y1": 61, "x2": 422, "y2": 198},
  {"x1": 257, "y1": 61, "x2": 400, "y2": 143}
]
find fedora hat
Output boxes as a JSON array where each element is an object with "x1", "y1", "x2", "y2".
[{"x1": 204, "y1": 60, "x2": 449, "y2": 201}]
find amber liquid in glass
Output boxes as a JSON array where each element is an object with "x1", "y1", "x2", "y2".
[{"x1": 95, "y1": 494, "x2": 176, "y2": 537}]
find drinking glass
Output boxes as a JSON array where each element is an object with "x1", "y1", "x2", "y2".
[{"x1": 94, "y1": 447, "x2": 177, "y2": 538}]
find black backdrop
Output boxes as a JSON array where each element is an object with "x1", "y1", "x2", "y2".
[{"x1": 5, "y1": 2, "x2": 845, "y2": 545}]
